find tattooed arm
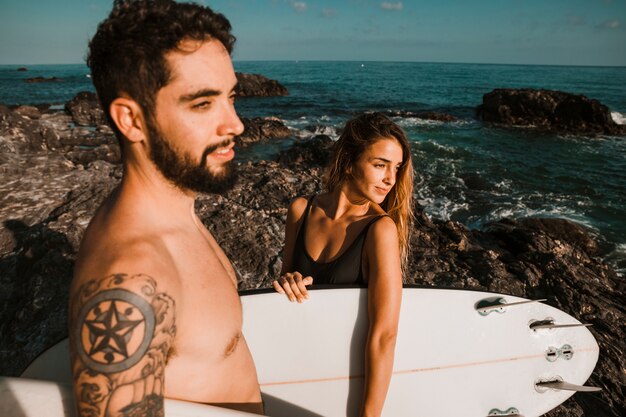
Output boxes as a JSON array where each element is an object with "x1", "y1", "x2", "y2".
[{"x1": 69, "y1": 273, "x2": 176, "y2": 417}]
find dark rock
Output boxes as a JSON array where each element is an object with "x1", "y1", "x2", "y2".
[
  {"x1": 236, "y1": 117, "x2": 292, "y2": 146},
  {"x1": 459, "y1": 173, "x2": 493, "y2": 191},
  {"x1": 235, "y1": 72, "x2": 289, "y2": 97},
  {"x1": 65, "y1": 91, "x2": 106, "y2": 127},
  {"x1": 477, "y1": 88, "x2": 625, "y2": 136},
  {"x1": 415, "y1": 111, "x2": 458, "y2": 122},
  {"x1": 0, "y1": 108, "x2": 48, "y2": 153},
  {"x1": 24, "y1": 76, "x2": 62, "y2": 83},
  {"x1": 14, "y1": 105, "x2": 41, "y2": 120},
  {"x1": 386, "y1": 110, "x2": 459, "y2": 122},
  {"x1": 276, "y1": 134, "x2": 334, "y2": 167},
  {"x1": 17, "y1": 67, "x2": 27, "y2": 71}
]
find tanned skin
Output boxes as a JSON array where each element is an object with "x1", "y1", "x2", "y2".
[
  {"x1": 69, "y1": 40, "x2": 262, "y2": 417},
  {"x1": 274, "y1": 139, "x2": 404, "y2": 417}
]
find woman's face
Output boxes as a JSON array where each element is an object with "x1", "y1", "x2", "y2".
[{"x1": 348, "y1": 137, "x2": 404, "y2": 205}]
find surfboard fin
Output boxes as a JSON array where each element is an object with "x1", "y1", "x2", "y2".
[
  {"x1": 529, "y1": 319, "x2": 592, "y2": 330},
  {"x1": 487, "y1": 407, "x2": 523, "y2": 416},
  {"x1": 535, "y1": 380, "x2": 602, "y2": 392},
  {"x1": 475, "y1": 297, "x2": 547, "y2": 315}
]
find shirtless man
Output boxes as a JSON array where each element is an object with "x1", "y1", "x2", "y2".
[{"x1": 69, "y1": 1, "x2": 262, "y2": 415}]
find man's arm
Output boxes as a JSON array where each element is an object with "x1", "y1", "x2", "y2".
[{"x1": 69, "y1": 273, "x2": 176, "y2": 417}]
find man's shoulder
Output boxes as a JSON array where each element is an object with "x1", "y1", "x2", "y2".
[{"x1": 72, "y1": 237, "x2": 181, "y2": 304}]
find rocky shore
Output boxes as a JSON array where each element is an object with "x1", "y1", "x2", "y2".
[{"x1": 0, "y1": 85, "x2": 624, "y2": 416}]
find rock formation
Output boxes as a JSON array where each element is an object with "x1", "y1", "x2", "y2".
[
  {"x1": 477, "y1": 88, "x2": 625, "y2": 136},
  {"x1": 24, "y1": 77, "x2": 62, "y2": 83},
  {"x1": 237, "y1": 117, "x2": 292, "y2": 146},
  {"x1": 235, "y1": 72, "x2": 289, "y2": 97}
]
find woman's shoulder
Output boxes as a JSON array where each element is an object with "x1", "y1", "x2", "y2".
[
  {"x1": 367, "y1": 215, "x2": 398, "y2": 240},
  {"x1": 287, "y1": 195, "x2": 313, "y2": 220}
]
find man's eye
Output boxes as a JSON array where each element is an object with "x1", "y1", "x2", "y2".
[
  {"x1": 374, "y1": 164, "x2": 384, "y2": 168},
  {"x1": 193, "y1": 101, "x2": 211, "y2": 109},
  {"x1": 229, "y1": 94, "x2": 236, "y2": 104}
]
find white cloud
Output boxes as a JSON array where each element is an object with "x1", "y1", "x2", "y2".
[
  {"x1": 380, "y1": 1, "x2": 403, "y2": 11},
  {"x1": 291, "y1": 1, "x2": 307, "y2": 12}
]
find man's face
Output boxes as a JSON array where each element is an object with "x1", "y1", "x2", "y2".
[{"x1": 147, "y1": 39, "x2": 244, "y2": 194}]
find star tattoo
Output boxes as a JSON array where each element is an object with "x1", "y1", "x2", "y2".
[{"x1": 85, "y1": 300, "x2": 143, "y2": 363}]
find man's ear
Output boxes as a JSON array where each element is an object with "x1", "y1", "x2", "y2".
[{"x1": 109, "y1": 98, "x2": 146, "y2": 143}]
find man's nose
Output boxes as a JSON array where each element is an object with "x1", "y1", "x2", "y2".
[{"x1": 218, "y1": 104, "x2": 244, "y2": 138}]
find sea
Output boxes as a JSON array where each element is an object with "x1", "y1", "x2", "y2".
[{"x1": 1, "y1": 62, "x2": 625, "y2": 275}]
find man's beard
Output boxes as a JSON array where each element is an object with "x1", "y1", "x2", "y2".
[{"x1": 146, "y1": 119, "x2": 238, "y2": 194}]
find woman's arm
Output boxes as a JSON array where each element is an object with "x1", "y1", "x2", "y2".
[
  {"x1": 273, "y1": 197, "x2": 313, "y2": 302},
  {"x1": 280, "y1": 196, "x2": 308, "y2": 275},
  {"x1": 361, "y1": 216, "x2": 403, "y2": 417}
]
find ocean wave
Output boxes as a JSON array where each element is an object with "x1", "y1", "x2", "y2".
[
  {"x1": 611, "y1": 111, "x2": 626, "y2": 125},
  {"x1": 416, "y1": 196, "x2": 469, "y2": 221},
  {"x1": 391, "y1": 116, "x2": 475, "y2": 129},
  {"x1": 482, "y1": 203, "x2": 597, "y2": 231}
]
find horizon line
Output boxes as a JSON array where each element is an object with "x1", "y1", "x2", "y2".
[{"x1": 1, "y1": 59, "x2": 625, "y2": 69}]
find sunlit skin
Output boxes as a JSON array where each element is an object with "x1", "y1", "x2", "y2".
[
  {"x1": 71, "y1": 39, "x2": 263, "y2": 414},
  {"x1": 274, "y1": 137, "x2": 405, "y2": 417}
]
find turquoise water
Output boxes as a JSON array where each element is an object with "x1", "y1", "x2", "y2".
[{"x1": 1, "y1": 62, "x2": 625, "y2": 273}]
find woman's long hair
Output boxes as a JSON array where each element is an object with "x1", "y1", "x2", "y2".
[{"x1": 324, "y1": 112, "x2": 414, "y2": 276}]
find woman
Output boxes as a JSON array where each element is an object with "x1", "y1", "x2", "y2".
[{"x1": 273, "y1": 112, "x2": 414, "y2": 417}]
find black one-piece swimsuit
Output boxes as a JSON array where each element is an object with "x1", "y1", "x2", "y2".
[{"x1": 291, "y1": 195, "x2": 386, "y2": 285}]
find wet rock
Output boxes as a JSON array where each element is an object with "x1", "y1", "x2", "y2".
[
  {"x1": 17, "y1": 67, "x2": 27, "y2": 72},
  {"x1": 477, "y1": 88, "x2": 625, "y2": 136},
  {"x1": 386, "y1": 110, "x2": 459, "y2": 122},
  {"x1": 237, "y1": 117, "x2": 292, "y2": 146},
  {"x1": 235, "y1": 72, "x2": 289, "y2": 97},
  {"x1": 14, "y1": 106, "x2": 41, "y2": 120},
  {"x1": 65, "y1": 91, "x2": 106, "y2": 127},
  {"x1": 24, "y1": 77, "x2": 62, "y2": 83},
  {"x1": 276, "y1": 134, "x2": 334, "y2": 167}
]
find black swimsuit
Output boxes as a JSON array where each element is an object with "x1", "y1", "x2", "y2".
[{"x1": 291, "y1": 196, "x2": 387, "y2": 285}]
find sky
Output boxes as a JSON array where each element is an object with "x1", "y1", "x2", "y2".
[{"x1": 0, "y1": 0, "x2": 624, "y2": 66}]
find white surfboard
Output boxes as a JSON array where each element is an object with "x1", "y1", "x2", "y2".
[{"x1": 9, "y1": 287, "x2": 599, "y2": 417}]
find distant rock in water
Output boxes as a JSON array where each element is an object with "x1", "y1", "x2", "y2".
[
  {"x1": 386, "y1": 110, "x2": 459, "y2": 122},
  {"x1": 24, "y1": 76, "x2": 62, "y2": 83},
  {"x1": 65, "y1": 91, "x2": 106, "y2": 127},
  {"x1": 17, "y1": 67, "x2": 27, "y2": 72},
  {"x1": 235, "y1": 72, "x2": 289, "y2": 97},
  {"x1": 477, "y1": 88, "x2": 625, "y2": 136},
  {"x1": 237, "y1": 117, "x2": 292, "y2": 146}
]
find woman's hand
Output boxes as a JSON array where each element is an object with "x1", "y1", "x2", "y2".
[{"x1": 272, "y1": 271, "x2": 313, "y2": 303}]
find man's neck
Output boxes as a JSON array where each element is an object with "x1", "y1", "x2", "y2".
[{"x1": 117, "y1": 158, "x2": 197, "y2": 220}]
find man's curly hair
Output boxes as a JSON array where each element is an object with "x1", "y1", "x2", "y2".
[{"x1": 87, "y1": 0, "x2": 235, "y2": 139}]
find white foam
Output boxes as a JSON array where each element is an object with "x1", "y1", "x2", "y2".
[
  {"x1": 611, "y1": 111, "x2": 626, "y2": 125},
  {"x1": 395, "y1": 117, "x2": 474, "y2": 128}
]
